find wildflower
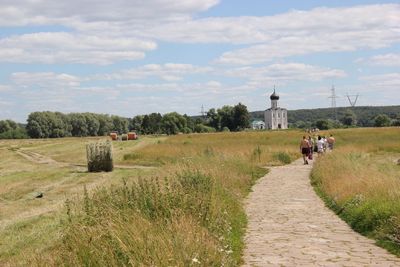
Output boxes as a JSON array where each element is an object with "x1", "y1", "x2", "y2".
[{"x1": 192, "y1": 257, "x2": 200, "y2": 264}]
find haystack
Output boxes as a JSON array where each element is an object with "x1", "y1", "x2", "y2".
[{"x1": 86, "y1": 140, "x2": 113, "y2": 172}]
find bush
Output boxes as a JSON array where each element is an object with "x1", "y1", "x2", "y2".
[
  {"x1": 195, "y1": 124, "x2": 216, "y2": 133},
  {"x1": 0, "y1": 128, "x2": 28, "y2": 139},
  {"x1": 374, "y1": 114, "x2": 391, "y2": 127},
  {"x1": 272, "y1": 152, "x2": 292, "y2": 164},
  {"x1": 86, "y1": 140, "x2": 113, "y2": 172}
]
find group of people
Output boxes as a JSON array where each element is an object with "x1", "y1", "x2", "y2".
[{"x1": 300, "y1": 134, "x2": 336, "y2": 165}]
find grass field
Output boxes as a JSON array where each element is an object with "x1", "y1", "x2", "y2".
[
  {"x1": 0, "y1": 131, "x2": 300, "y2": 266},
  {"x1": 0, "y1": 136, "x2": 164, "y2": 265},
  {"x1": 311, "y1": 127, "x2": 400, "y2": 255},
  {"x1": 2, "y1": 128, "x2": 398, "y2": 265}
]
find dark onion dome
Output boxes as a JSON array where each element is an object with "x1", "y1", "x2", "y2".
[{"x1": 270, "y1": 89, "x2": 279, "y2": 100}]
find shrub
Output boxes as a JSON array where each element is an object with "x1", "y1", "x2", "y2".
[
  {"x1": 86, "y1": 140, "x2": 113, "y2": 172},
  {"x1": 0, "y1": 128, "x2": 28, "y2": 139},
  {"x1": 195, "y1": 124, "x2": 216, "y2": 133},
  {"x1": 374, "y1": 114, "x2": 391, "y2": 127},
  {"x1": 123, "y1": 153, "x2": 140, "y2": 161},
  {"x1": 272, "y1": 152, "x2": 292, "y2": 164}
]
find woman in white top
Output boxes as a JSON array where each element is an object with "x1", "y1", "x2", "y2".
[{"x1": 317, "y1": 136, "x2": 325, "y2": 155}]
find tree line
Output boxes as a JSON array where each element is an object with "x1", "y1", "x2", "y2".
[
  {"x1": 0, "y1": 103, "x2": 250, "y2": 139},
  {"x1": 1, "y1": 103, "x2": 398, "y2": 139},
  {"x1": 0, "y1": 120, "x2": 28, "y2": 139},
  {"x1": 250, "y1": 105, "x2": 400, "y2": 130}
]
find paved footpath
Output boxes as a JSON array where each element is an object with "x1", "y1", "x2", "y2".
[{"x1": 243, "y1": 158, "x2": 400, "y2": 266}]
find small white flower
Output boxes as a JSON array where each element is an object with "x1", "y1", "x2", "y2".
[
  {"x1": 192, "y1": 257, "x2": 200, "y2": 264},
  {"x1": 226, "y1": 250, "x2": 233, "y2": 254}
]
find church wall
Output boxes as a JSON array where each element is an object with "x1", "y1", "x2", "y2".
[{"x1": 264, "y1": 108, "x2": 288, "y2": 130}]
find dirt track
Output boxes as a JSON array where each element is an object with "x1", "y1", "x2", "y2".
[
  {"x1": 243, "y1": 158, "x2": 400, "y2": 266},
  {"x1": 14, "y1": 148, "x2": 154, "y2": 170}
]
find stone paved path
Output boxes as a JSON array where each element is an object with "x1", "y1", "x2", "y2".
[{"x1": 243, "y1": 158, "x2": 400, "y2": 266}]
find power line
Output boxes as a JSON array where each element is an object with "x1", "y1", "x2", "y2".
[{"x1": 328, "y1": 85, "x2": 339, "y2": 121}]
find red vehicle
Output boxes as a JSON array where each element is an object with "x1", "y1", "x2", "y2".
[
  {"x1": 127, "y1": 132, "x2": 138, "y2": 140},
  {"x1": 110, "y1": 132, "x2": 118, "y2": 141}
]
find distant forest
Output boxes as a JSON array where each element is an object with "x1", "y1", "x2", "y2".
[{"x1": 251, "y1": 105, "x2": 400, "y2": 128}]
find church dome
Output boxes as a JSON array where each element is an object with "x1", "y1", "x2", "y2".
[{"x1": 270, "y1": 89, "x2": 279, "y2": 100}]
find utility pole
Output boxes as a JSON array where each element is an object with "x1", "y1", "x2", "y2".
[
  {"x1": 200, "y1": 105, "x2": 206, "y2": 119},
  {"x1": 346, "y1": 93, "x2": 360, "y2": 107},
  {"x1": 328, "y1": 85, "x2": 339, "y2": 121}
]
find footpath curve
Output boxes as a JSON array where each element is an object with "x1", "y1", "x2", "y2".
[{"x1": 243, "y1": 158, "x2": 400, "y2": 266}]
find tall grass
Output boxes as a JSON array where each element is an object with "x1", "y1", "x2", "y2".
[
  {"x1": 311, "y1": 127, "x2": 400, "y2": 255},
  {"x1": 27, "y1": 130, "x2": 300, "y2": 266}
]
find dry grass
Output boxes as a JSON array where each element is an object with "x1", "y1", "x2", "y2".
[
  {"x1": 0, "y1": 130, "x2": 302, "y2": 266},
  {"x1": 0, "y1": 137, "x2": 161, "y2": 265},
  {"x1": 311, "y1": 127, "x2": 400, "y2": 254}
]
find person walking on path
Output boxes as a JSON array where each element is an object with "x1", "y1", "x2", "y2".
[
  {"x1": 300, "y1": 136, "x2": 310, "y2": 164},
  {"x1": 317, "y1": 135, "x2": 325, "y2": 156},
  {"x1": 327, "y1": 134, "x2": 336, "y2": 151},
  {"x1": 307, "y1": 136, "x2": 314, "y2": 160}
]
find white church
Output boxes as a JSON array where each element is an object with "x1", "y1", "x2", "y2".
[{"x1": 264, "y1": 88, "x2": 288, "y2": 130}]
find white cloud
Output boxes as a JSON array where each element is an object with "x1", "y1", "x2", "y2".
[
  {"x1": 0, "y1": 0, "x2": 219, "y2": 26},
  {"x1": 356, "y1": 53, "x2": 400, "y2": 67},
  {"x1": 90, "y1": 63, "x2": 212, "y2": 81},
  {"x1": 135, "y1": 4, "x2": 398, "y2": 45},
  {"x1": 0, "y1": 32, "x2": 156, "y2": 65},
  {"x1": 11, "y1": 72, "x2": 81, "y2": 88},
  {"x1": 224, "y1": 63, "x2": 346, "y2": 84},
  {"x1": 212, "y1": 4, "x2": 400, "y2": 64},
  {"x1": 359, "y1": 73, "x2": 400, "y2": 90},
  {"x1": 0, "y1": 85, "x2": 12, "y2": 92},
  {"x1": 0, "y1": 3, "x2": 398, "y2": 65}
]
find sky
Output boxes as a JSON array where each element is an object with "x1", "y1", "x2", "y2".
[{"x1": 0, "y1": 0, "x2": 399, "y2": 122}]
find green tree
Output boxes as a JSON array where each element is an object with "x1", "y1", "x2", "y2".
[
  {"x1": 97, "y1": 114, "x2": 113, "y2": 136},
  {"x1": 69, "y1": 113, "x2": 89, "y2": 137},
  {"x1": 206, "y1": 108, "x2": 221, "y2": 130},
  {"x1": 0, "y1": 119, "x2": 28, "y2": 139},
  {"x1": 233, "y1": 103, "x2": 250, "y2": 131},
  {"x1": 341, "y1": 109, "x2": 357, "y2": 126},
  {"x1": 0, "y1": 120, "x2": 11, "y2": 133},
  {"x1": 27, "y1": 112, "x2": 51, "y2": 138},
  {"x1": 84, "y1": 113, "x2": 100, "y2": 136},
  {"x1": 315, "y1": 119, "x2": 330, "y2": 130},
  {"x1": 391, "y1": 115, "x2": 400, "y2": 126},
  {"x1": 111, "y1": 115, "x2": 129, "y2": 134},
  {"x1": 130, "y1": 115, "x2": 144, "y2": 133},
  {"x1": 218, "y1": 105, "x2": 234, "y2": 131},
  {"x1": 161, "y1": 112, "x2": 187, "y2": 135},
  {"x1": 374, "y1": 114, "x2": 391, "y2": 127},
  {"x1": 148, "y1": 113, "x2": 162, "y2": 134}
]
